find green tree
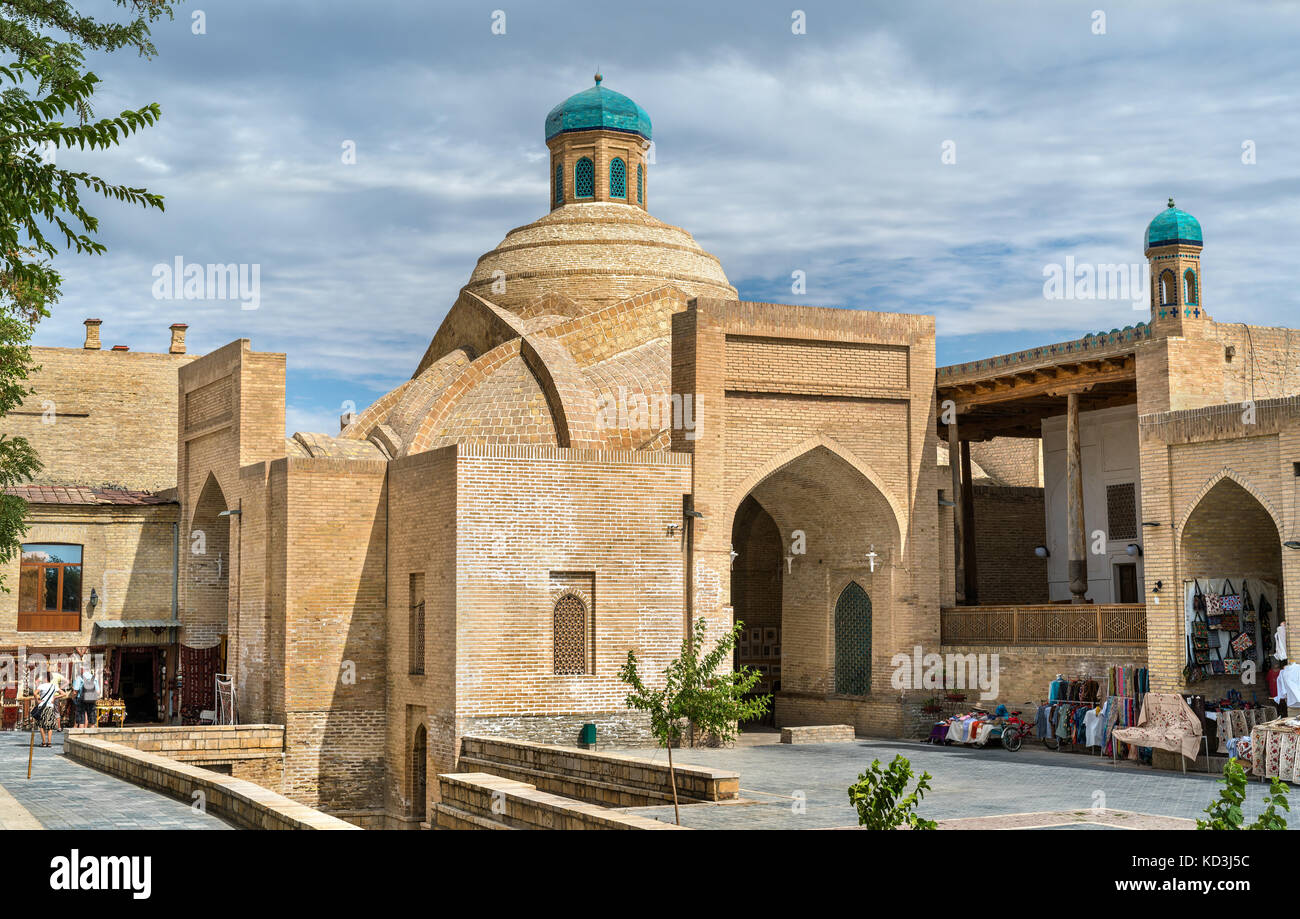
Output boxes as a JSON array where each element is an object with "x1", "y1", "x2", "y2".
[
  {"x1": 848, "y1": 754, "x2": 937, "y2": 830},
  {"x1": 1, "y1": 1, "x2": 177, "y2": 117},
  {"x1": 618, "y1": 618, "x2": 769, "y2": 825},
  {"x1": 0, "y1": 1, "x2": 178, "y2": 586},
  {"x1": 1197, "y1": 758, "x2": 1289, "y2": 830}
]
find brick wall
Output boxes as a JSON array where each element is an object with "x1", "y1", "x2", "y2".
[
  {"x1": 971, "y1": 485, "x2": 1049, "y2": 604},
  {"x1": 969, "y1": 437, "x2": 1042, "y2": 487},
  {"x1": 279, "y1": 456, "x2": 388, "y2": 820},
  {"x1": 0, "y1": 503, "x2": 178, "y2": 649},
  {"x1": 7, "y1": 343, "x2": 193, "y2": 492}
]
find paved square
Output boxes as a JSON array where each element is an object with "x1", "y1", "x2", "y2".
[
  {"x1": 0, "y1": 731, "x2": 230, "y2": 830},
  {"x1": 614, "y1": 737, "x2": 1296, "y2": 830}
]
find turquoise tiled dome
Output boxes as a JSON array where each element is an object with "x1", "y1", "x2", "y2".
[
  {"x1": 545, "y1": 74, "x2": 652, "y2": 142},
  {"x1": 1145, "y1": 199, "x2": 1203, "y2": 250}
]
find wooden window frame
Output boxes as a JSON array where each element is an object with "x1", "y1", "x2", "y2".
[{"x1": 19, "y1": 543, "x2": 82, "y2": 631}]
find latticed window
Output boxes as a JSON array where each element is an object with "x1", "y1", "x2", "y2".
[
  {"x1": 1106, "y1": 482, "x2": 1137, "y2": 541},
  {"x1": 554, "y1": 160, "x2": 563, "y2": 205},
  {"x1": 553, "y1": 594, "x2": 588, "y2": 674},
  {"x1": 834, "y1": 582, "x2": 871, "y2": 696},
  {"x1": 609, "y1": 157, "x2": 626, "y2": 198},
  {"x1": 574, "y1": 157, "x2": 594, "y2": 198},
  {"x1": 1184, "y1": 269, "x2": 1198, "y2": 305},
  {"x1": 408, "y1": 572, "x2": 425, "y2": 675},
  {"x1": 637, "y1": 164, "x2": 643, "y2": 204}
]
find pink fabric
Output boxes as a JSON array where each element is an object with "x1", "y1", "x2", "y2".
[{"x1": 1110, "y1": 692, "x2": 1202, "y2": 761}]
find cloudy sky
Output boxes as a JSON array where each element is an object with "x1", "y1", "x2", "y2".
[{"x1": 40, "y1": 0, "x2": 1300, "y2": 434}]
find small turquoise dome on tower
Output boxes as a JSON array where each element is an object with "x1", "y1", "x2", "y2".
[
  {"x1": 545, "y1": 73, "x2": 652, "y2": 142},
  {"x1": 1145, "y1": 198, "x2": 1203, "y2": 251}
]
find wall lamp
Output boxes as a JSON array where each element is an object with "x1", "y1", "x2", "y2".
[
  {"x1": 87, "y1": 588, "x2": 98, "y2": 613},
  {"x1": 938, "y1": 497, "x2": 957, "y2": 508},
  {"x1": 1033, "y1": 545, "x2": 1050, "y2": 558},
  {"x1": 1125, "y1": 543, "x2": 1143, "y2": 557},
  {"x1": 218, "y1": 509, "x2": 241, "y2": 518},
  {"x1": 1284, "y1": 541, "x2": 1300, "y2": 550},
  {"x1": 1151, "y1": 580, "x2": 1162, "y2": 593}
]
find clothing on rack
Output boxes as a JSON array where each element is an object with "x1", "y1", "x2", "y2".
[{"x1": 1273, "y1": 662, "x2": 1300, "y2": 706}]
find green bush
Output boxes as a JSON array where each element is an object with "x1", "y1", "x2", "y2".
[
  {"x1": 847, "y1": 754, "x2": 936, "y2": 830},
  {"x1": 1197, "y1": 758, "x2": 1289, "y2": 830}
]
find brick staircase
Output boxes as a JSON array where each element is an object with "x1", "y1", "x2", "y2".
[{"x1": 455, "y1": 735, "x2": 739, "y2": 808}]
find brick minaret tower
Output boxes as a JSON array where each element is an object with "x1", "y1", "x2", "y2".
[{"x1": 1147, "y1": 198, "x2": 1208, "y2": 337}]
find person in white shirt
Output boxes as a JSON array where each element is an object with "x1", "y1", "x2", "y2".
[{"x1": 32, "y1": 675, "x2": 67, "y2": 748}]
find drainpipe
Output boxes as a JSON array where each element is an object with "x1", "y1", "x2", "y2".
[
  {"x1": 172, "y1": 522, "x2": 179, "y2": 620},
  {"x1": 683, "y1": 494, "x2": 705, "y2": 651},
  {"x1": 171, "y1": 521, "x2": 179, "y2": 721}
]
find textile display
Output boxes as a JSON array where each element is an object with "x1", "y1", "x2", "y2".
[
  {"x1": 1250, "y1": 717, "x2": 1300, "y2": 782},
  {"x1": 1111, "y1": 692, "x2": 1203, "y2": 761}
]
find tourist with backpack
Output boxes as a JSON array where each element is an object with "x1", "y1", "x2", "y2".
[{"x1": 72, "y1": 667, "x2": 100, "y2": 728}]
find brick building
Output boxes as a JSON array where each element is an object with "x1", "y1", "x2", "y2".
[
  {"x1": 165, "y1": 77, "x2": 941, "y2": 827},
  {"x1": 938, "y1": 199, "x2": 1300, "y2": 710},
  {"x1": 0, "y1": 321, "x2": 192, "y2": 725},
  {"x1": 12, "y1": 79, "x2": 1300, "y2": 829}
]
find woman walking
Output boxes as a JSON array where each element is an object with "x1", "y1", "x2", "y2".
[{"x1": 32, "y1": 672, "x2": 67, "y2": 748}]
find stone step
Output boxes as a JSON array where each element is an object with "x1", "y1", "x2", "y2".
[
  {"x1": 781, "y1": 724, "x2": 857, "y2": 744},
  {"x1": 436, "y1": 772, "x2": 684, "y2": 830}
]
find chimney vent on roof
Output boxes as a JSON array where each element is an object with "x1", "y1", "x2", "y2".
[
  {"x1": 83, "y1": 319, "x2": 102, "y2": 350},
  {"x1": 169, "y1": 323, "x2": 188, "y2": 355}
]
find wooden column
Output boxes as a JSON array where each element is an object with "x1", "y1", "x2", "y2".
[
  {"x1": 960, "y1": 439, "x2": 979, "y2": 605},
  {"x1": 1066, "y1": 391, "x2": 1088, "y2": 603},
  {"x1": 948, "y1": 420, "x2": 965, "y2": 604}
]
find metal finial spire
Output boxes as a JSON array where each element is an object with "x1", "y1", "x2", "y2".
[
  {"x1": 594, "y1": 69, "x2": 602, "y2": 84},
  {"x1": 1167, "y1": 197, "x2": 1175, "y2": 208}
]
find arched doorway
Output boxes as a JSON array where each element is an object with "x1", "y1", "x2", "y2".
[
  {"x1": 726, "y1": 443, "x2": 902, "y2": 726},
  {"x1": 730, "y1": 495, "x2": 782, "y2": 728},
  {"x1": 1179, "y1": 477, "x2": 1283, "y2": 690},
  {"x1": 410, "y1": 723, "x2": 427, "y2": 823},
  {"x1": 834, "y1": 582, "x2": 872, "y2": 695},
  {"x1": 189, "y1": 474, "x2": 231, "y2": 649}
]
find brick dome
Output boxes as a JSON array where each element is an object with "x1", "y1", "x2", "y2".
[{"x1": 464, "y1": 202, "x2": 736, "y2": 316}]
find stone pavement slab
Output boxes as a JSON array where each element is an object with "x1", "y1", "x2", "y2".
[
  {"x1": 612, "y1": 737, "x2": 1297, "y2": 830},
  {"x1": 0, "y1": 730, "x2": 230, "y2": 830}
]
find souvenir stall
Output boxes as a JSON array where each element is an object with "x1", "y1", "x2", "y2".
[
  {"x1": 1183, "y1": 578, "x2": 1278, "y2": 683},
  {"x1": 926, "y1": 703, "x2": 1031, "y2": 751},
  {"x1": 1034, "y1": 665, "x2": 1147, "y2": 757},
  {"x1": 1183, "y1": 577, "x2": 1286, "y2": 757}
]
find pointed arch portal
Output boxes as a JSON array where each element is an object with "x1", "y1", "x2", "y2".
[{"x1": 729, "y1": 444, "x2": 900, "y2": 717}]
